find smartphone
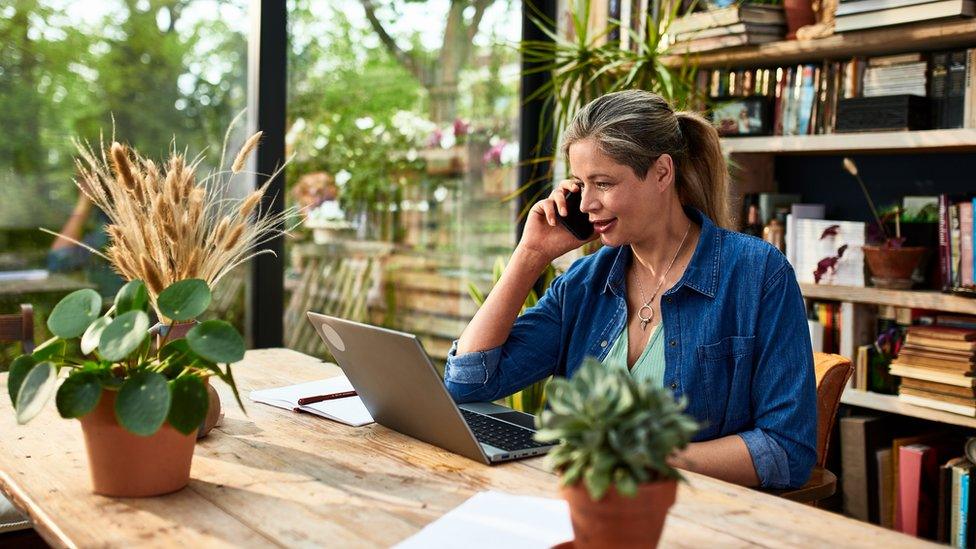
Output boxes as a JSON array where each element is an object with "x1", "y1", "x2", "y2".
[{"x1": 556, "y1": 190, "x2": 594, "y2": 240}]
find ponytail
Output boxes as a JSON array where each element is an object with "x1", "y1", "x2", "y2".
[{"x1": 675, "y1": 111, "x2": 731, "y2": 230}]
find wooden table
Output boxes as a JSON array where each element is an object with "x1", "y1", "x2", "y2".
[
  {"x1": 0, "y1": 273, "x2": 93, "y2": 298},
  {"x1": 0, "y1": 348, "x2": 934, "y2": 548}
]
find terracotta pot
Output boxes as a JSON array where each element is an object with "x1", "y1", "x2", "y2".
[
  {"x1": 149, "y1": 319, "x2": 222, "y2": 438},
  {"x1": 560, "y1": 479, "x2": 677, "y2": 548},
  {"x1": 862, "y1": 245, "x2": 927, "y2": 289},
  {"x1": 151, "y1": 320, "x2": 196, "y2": 349},
  {"x1": 79, "y1": 390, "x2": 197, "y2": 497},
  {"x1": 783, "y1": 0, "x2": 816, "y2": 39}
]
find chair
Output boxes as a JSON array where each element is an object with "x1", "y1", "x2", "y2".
[
  {"x1": 0, "y1": 304, "x2": 34, "y2": 355},
  {"x1": 777, "y1": 352, "x2": 854, "y2": 505}
]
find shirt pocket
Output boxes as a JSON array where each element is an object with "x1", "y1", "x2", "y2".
[{"x1": 696, "y1": 335, "x2": 755, "y2": 437}]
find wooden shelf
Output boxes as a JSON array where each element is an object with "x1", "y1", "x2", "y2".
[
  {"x1": 663, "y1": 18, "x2": 976, "y2": 69},
  {"x1": 842, "y1": 389, "x2": 976, "y2": 429},
  {"x1": 721, "y1": 129, "x2": 976, "y2": 155},
  {"x1": 800, "y1": 283, "x2": 976, "y2": 314}
]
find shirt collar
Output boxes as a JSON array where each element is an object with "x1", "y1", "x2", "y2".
[{"x1": 602, "y1": 206, "x2": 721, "y2": 299}]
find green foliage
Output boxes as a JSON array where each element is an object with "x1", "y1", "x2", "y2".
[
  {"x1": 536, "y1": 357, "x2": 699, "y2": 501},
  {"x1": 519, "y1": 2, "x2": 700, "y2": 189},
  {"x1": 9, "y1": 277, "x2": 246, "y2": 437}
]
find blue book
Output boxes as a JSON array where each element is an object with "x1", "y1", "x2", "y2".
[
  {"x1": 960, "y1": 471, "x2": 970, "y2": 548},
  {"x1": 796, "y1": 65, "x2": 817, "y2": 136}
]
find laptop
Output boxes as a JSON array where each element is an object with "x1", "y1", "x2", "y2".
[{"x1": 306, "y1": 312, "x2": 556, "y2": 464}]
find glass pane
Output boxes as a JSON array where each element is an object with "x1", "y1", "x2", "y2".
[
  {"x1": 0, "y1": 0, "x2": 249, "y2": 364},
  {"x1": 285, "y1": 0, "x2": 522, "y2": 367}
]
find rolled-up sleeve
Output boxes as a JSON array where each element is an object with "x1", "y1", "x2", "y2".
[
  {"x1": 739, "y1": 259, "x2": 817, "y2": 489},
  {"x1": 444, "y1": 271, "x2": 567, "y2": 404}
]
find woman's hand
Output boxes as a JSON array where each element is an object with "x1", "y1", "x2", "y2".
[{"x1": 517, "y1": 179, "x2": 597, "y2": 263}]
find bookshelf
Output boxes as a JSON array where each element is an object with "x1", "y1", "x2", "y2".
[
  {"x1": 800, "y1": 284, "x2": 976, "y2": 315},
  {"x1": 841, "y1": 389, "x2": 976, "y2": 429},
  {"x1": 721, "y1": 129, "x2": 976, "y2": 155},
  {"x1": 663, "y1": 18, "x2": 976, "y2": 69}
]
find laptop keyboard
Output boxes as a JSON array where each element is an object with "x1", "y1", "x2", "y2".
[{"x1": 459, "y1": 409, "x2": 550, "y2": 452}]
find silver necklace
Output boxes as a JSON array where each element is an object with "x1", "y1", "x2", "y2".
[{"x1": 634, "y1": 222, "x2": 691, "y2": 331}]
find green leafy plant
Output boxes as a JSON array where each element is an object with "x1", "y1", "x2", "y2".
[
  {"x1": 9, "y1": 278, "x2": 245, "y2": 435},
  {"x1": 516, "y1": 2, "x2": 700, "y2": 207},
  {"x1": 467, "y1": 257, "x2": 557, "y2": 414},
  {"x1": 535, "y1": 357, "x2": 699, "y2": 500}
]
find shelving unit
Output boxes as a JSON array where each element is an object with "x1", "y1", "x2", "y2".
[
  {"x1": 663, "y1": 18, "x2": 976, "y2": 69},
  {"x1": 840, "y1": 390, "x2": 976, "y2": 429},
  {"x1": 800, "y1": 284, "x2": 976, "y2": 315},
  {"x1": 721, "y1": 129, "x2": 976, "y2": 155}
]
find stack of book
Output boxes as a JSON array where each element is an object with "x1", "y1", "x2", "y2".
[
  {"x1": 862, "y1": 53, "x2": 928, "y2": 97},
  {"x1": 939, "y1": 194, "x2": 976, "y2": 294},
  {"x1": 891, "y1": 326, "x2": 976, "y2": 416},
  {"x1": 835, "y1": 0, "x2": 975, "y2": 33},
  {"x1": 669, "y1": 5, "x2": 785, "y2": 54}
]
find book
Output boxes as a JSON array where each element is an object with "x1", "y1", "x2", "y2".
[
  {"x1": 905, "y1": 334, "x2": 976, "y2": 352},
  {"x1": 961, "y1": 201, "x2": 974, "y2": 287},
  {"x1": 892, "y1": 433, "x2": 953, "y2": 529},
  {"x1": 842, "y1": 416, "x2": 889, "y2": 522},
  {"x1": 894, "y1": 351, "x2": 975, "y2": 371},
  {"x1": 248, "y1": 375, "x2": 374, "y2": 427},
  {"x1": 898, "y1": 444, "x2": 939, "y2": 537},
  {"x1": 878, "y1": 448, "x2": 895, "y2": 529},
  {"x1": 670, "y1": 5, "x2": 786, "y2": 35},
  {"x1": 889, "y1": 364, "x2": 976, "y2": 386},
  {"x1": 899, "y1": 386, "x2": 976, "y2": 408},
  {"x1": 932, "y1": 52, "x2": 950, "y2": 129},
  {"x1": 899, "y1": 392, "x2": 976, "y2": 416},
  {"x1": 937, "y1": 314, "x2": 976, "y2": 330},
  {"x1": 669, "y1": 32, "x2": 781, "y2": 54},
  {"x1": 672, "y1": 22, "x2": 785, "y2": 42},
  {"x1": 938, "y1": 457, "x2": 961, "y2": 543},
  {"x1": 901, "y1": 377, "x2": 976, "y2": 398},
  {"x1": 837, "y1": 0, "x2": 948, "y2": 15},
  {"x1": 908, "y1": 326, "x2": 976, "y2": 341},
  {"x1": 951, "y1": 459, "x2": 974, "y2": 547},
  {"x1": 946, "y1": 50, "x2": 970, "y2": 130},
  {"x1": 834, "y1": 0, "x2": 976, "y2": 33}
]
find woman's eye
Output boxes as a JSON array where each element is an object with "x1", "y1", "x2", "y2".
[{"x1": 594, "y1": 181, "x2": 612, "y2": 190}]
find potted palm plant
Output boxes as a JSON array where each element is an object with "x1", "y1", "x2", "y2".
[
  {"x1": 8, "y1": 278, "x2": 245, "y2": 497},
  {"x1": 535, "y1": 358, "x2": 699, "y2": 548}
]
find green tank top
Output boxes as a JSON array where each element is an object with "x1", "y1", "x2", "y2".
[{"x1": 601, "y1": 321, "x2": 666, "y2": 387}]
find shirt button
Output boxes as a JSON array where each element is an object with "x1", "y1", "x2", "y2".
[
  {"x1": 669, "y1": 340, "x2": 676, "y2": 347},
  {"x1": 600, "y1": 340, "x2": 608, "y2": 348},
  {"x1": 670, "y1": 381, "x2": 677, "y2": 389},
  {"x1": 666, "y1": 297, "x2": 672, "y2": 303}
]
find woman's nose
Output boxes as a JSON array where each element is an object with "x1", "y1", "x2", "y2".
[{"x1": 579, "y1": 188, "x2": 598, "y2": 214}]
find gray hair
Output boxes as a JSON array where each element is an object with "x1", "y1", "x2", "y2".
[{"x1": 560, "y1": 90, "x2": 731, "y2": 229}]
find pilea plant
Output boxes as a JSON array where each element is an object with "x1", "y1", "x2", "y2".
[
  {"x1": 534, "y1": 357, "x2": 699, "y2": 500},
  {"x1": 8, "y1": 278, "x2": 245, "y2": 435}
]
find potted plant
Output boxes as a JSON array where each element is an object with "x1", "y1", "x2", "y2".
[
  {"x1": 842, "y1": 157, "x2": 926, "y2": 289},
  {"x1": 8, "y1": 278, "x2": 245, "y2": 497},
  {"x1": 535, "y1": 358, "x2": 699, "y2": 548}
]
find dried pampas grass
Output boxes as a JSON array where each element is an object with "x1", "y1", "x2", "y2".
[{"x1": 65, "y1": 115, "x2": 296, "y2": 318}]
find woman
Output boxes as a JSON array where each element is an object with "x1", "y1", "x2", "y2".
[{"x1": 444, "y1": 90, "x2": 816, "y2": 490}]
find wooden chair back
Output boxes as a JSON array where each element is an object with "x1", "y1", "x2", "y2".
[
  {"x1": 813, "y1": 352, "x2": 855, "y2": 467},
  {"x1": 0, "y1": 304, "x2": 35, "y2": 354}
]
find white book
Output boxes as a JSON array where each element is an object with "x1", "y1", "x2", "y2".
[
  {"x1": 249, "y1": 375, "x2": 374, "y2": 427},
  {"x1": 837, "y1": 0, "x2": 941, "y2": 15},
  {"x1": 835, "y1": 0, "x2": 975, "y2": 33},
  {"x1": 792, "y1": 219, "x2": 866, "y2": 287},
  {"x1": 889, "y1": 364, "x2": 976, "y2": 387},
  {"x1": 899, "y1": 393, "x2": 976, "y2": 416}
]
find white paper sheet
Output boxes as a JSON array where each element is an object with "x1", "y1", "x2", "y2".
[
  {"x1": 249, "y1": 376, "x2": 374, "y2": 427},
  {"x1": 394, "y1": 491, "x2": 573, "y2": 549}
]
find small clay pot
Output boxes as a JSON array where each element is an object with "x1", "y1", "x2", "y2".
[
  {"x1": 783, "y1": 0, "x2": 816, "y2": 39},
  {"x1": 560, "y1": 479, "x2": 677, "y2": 548},
  {"x1": 862, "y1": 245, "x2": 927, "y2": 289},
  {"x1": 79, "y1": 390, "x2": 197, "y2": 497}
]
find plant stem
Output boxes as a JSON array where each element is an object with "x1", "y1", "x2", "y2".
[{"x1": 853, "y1": 172, "x2": 889, "y2": 241}]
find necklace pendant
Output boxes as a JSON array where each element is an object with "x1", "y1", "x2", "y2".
[
  {"x1": 640, "y1": 318, "x2": 649, "y2": 331},
  {"x1": 637, "y1": 303, "x2": 654, "y2": 331}
]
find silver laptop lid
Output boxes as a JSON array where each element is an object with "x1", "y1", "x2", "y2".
[{"x1": 306, "y1": 312, "x2": 489, "y2": 464}]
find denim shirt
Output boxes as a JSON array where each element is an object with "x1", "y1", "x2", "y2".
[{"x1": 444, "y1": 207, "x2": 817, "y2": 489}]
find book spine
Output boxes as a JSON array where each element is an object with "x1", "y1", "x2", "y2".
[
  {"x1": 960, "y1": 471, "x2": 970, "y2": 548},
  {"x1": 946, "y1": 49, "x2": 968, "y2": 129},
  {"x1": 961, "y1": 202, "x2": 974, "y2": 288},
  {"x1": 951, "y1": 203, "x2": 962, "y2": 289},
  {"x1": 940, "y1": 194, "x2": 953, "y2": 292},
  {"x1": 939, "y1": 461, "x2": 952, "y2": 543},
  {"x1": 931, "y1": 51, "x2": 949, "y2": 129},
  {"x1": 898, "y1": 446, "x2": 924, "y2": 535}
]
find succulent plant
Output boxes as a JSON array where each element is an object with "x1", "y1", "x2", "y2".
[{"x1": 534, "y1": 357, "x2": 699, "y2": 500}]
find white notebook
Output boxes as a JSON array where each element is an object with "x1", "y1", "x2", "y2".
[{"x1": 249, "y1": 375, "x2": 374, "y2": 427}]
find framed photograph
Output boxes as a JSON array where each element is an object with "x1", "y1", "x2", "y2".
[{"x1": 711, "y1": 96, "x2": 772, "y2": 137}]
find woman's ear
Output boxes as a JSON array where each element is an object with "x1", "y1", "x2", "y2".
[{"x1": 647, "y1": 154, "x2": 675, "y2": 192}]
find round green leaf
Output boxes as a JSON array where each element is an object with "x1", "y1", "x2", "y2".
[
  {"x1": 32, "y1": 338, "x2": 66, "y2": 362},
  {"x1": 187, "y1": 320, "x2": 244, "y2": 364},
  {"x1": 115, "y1": 371, "x2": 171, "y2": 436},
  {"x1": 47, "y1": 289, "x2": 101, "y2": 338},
  {"x1": 157, "y1": 279, "x2": 211, "y2": 322},
  {"x1": 80, "y1": 315, "x2": 112, "y2": 355},
  {"x1": 114, "y1": 280, "x2": 149, "y2": 314},
  {"x1": 56, "y1": 371, "x2": 102, "y2": 419},
  {"x1": 167, "y1": 375, "x2": 208, "y2": 435},
  {"x1": 15, "y1": 362, "x2": 57, "y2": 425},
  {"x1": 98, "y1": 311, "x2": 150, "y2": 362},
  {"x1": 8, "y1": 355, "x2": 35, "y2": 406}
]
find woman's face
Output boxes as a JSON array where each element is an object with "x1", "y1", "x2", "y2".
[{"x1": 567, "y1": 138, "x2": 669, "y2": 247}]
